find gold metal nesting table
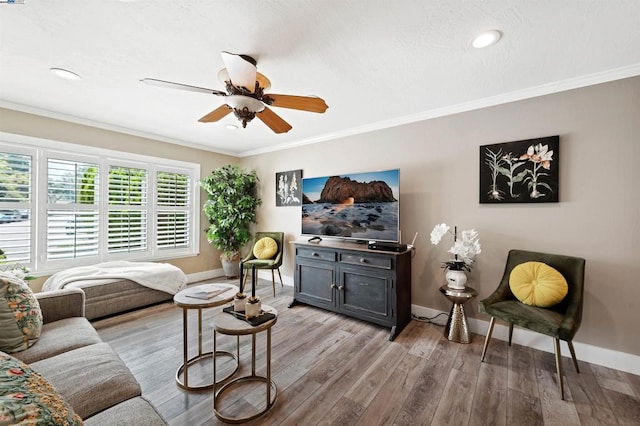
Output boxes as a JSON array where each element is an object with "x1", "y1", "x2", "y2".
[
  {"x1": 173, "y1": 284, "x2": 239, "y2": 390},
  {"x1": 212, "y1": 304, "x2": 278, "y2": 423},
  {"x1": 439, "y1": 285, "x2": 477, "y2": 344}
]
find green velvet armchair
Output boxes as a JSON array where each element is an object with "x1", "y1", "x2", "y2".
[
  {"x1": 241, "y1": 232, "x2": 284, "y2": 297},
  {"x1": 479, "y1": 249, "x2": 586, "y2": 400}
]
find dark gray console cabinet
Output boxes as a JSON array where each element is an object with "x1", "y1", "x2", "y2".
[{"x1": 290, "y1": 241, "x2": 412, "y2": 340}]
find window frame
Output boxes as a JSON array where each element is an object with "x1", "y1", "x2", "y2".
[{"x1": 0, "y1": 132, "x2": 200, "y2": 276}]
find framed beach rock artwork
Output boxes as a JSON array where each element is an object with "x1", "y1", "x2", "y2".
[
  {"x1": 479, "y1": 135, "x2": 559, "y2": 203},
  {"x1": 276, "y1": 169, "x2": 302, "y2": 206}
]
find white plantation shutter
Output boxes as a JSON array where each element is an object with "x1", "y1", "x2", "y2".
[
  {"x1": 108, "y1": 166, "x2": 148, "y2": 253},
  {"x1": 0, "y1": 151, "x2": 32, "y2": 265},
  {"x1": 2, "y1": 134, "x2": 199, "y2": 274},
  {"x1": 46, "y1": 210, "x2": 100, "y2": 259},
  {"x1": 156, "y1": 171, "x2": 190, "y2": 249},
  {"x1": 46, "y1": 159, "x2": 100, "y2": 260}
]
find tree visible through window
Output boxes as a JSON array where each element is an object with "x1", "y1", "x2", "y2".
[{"x1": 47, "y1": 159, "x2": 100, "y2": 260}]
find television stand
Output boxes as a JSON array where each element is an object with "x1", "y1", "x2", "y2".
[{"x1": 289, "y1": 240, "x2": 412, "y2": 341}]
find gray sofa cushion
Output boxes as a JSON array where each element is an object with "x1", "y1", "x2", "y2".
[
  {"x1": 31, "y1": 342, "x2": 141, "y2": 419},
  {"x1": 65, "y1": 279, "x2": 172, "y2": 320},
  {"x1": 84, "y1": 396, "x2": 166, "y2": 425},
  {"x1": 13, "y1": 317, "x2": 102, "y2": 364}
]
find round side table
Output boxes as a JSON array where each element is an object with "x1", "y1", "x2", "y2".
[
  {"x1": 212, "y1": 304, "x2": 278, "y2": 423},
  {"x1": 173, "y1": 283, "x2": 239, "y2": 390},
  {"x1": 439, "y1": 285, "x2": 478, "y2": 344}
]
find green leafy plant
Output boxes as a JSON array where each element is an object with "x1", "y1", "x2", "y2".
[{"x1": 200, "y1": 165, "x2": 262, "y2": 261}]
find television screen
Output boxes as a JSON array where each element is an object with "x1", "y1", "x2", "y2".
[{"x1": 301, "y1": 169, "x2": 400, "y2": 242}]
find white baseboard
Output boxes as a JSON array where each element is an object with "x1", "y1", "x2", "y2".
[
  {"x1": 251, "y1": 270, "x2": 295, "y2": 286},
  {"x1": 412, "y1": 304, "x2": 640, "y2": 376},
  {"x1": 185, "y1": 268, "x2": 225, "y2": 283}
]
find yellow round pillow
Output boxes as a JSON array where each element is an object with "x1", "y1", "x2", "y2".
[
  {"x1": 509, "y1": 262, "x2": 568, "y2": 307},
  {"x1": 253, "y1": 237, "x2": 278, "y2": 259}
]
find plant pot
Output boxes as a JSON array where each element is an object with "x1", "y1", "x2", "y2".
[
  {"x1": 221, "y1": 256, "x2": 240, "y2": 278},
  {"x1": 445, "y1": 269, "x2": 467, "y2": 290}
]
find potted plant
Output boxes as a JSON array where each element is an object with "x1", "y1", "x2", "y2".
[
  {"x1": 201, "y1": 164, "x2": 262, "y2": 278},
  {"x1": 430, "y1": 223, "x2": 481, "y2": 289}
]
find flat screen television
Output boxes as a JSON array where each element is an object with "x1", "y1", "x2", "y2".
[{"x1": 301, "y1": 169, "x2": 400, "y2": 243}]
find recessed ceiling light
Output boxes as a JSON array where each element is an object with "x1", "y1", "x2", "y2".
[
  {"x1": 225, "y1": 124, "x2": 238, "y2": 130},
  {"x1": 472, "y1": 30, "x2": 502, "y2": 49},
  {"x1": 50, "y1": 68, "x2": 81, "y2": 80}
]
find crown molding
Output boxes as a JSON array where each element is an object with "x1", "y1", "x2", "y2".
[
  {"x1": 3, "y1": 63, "x2": 639, "y2": 158},
  {"x1": 239, "y1": 63, "x2": 640, "y2": 157},
  {"x1": 0, "y1": 100, "x2": 239, "y2": 157}
]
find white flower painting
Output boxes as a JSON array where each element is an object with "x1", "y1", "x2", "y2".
[
  {"x1": 479, "y1": 136, "x2": 559, "y2": 203},
  {"x1": 276, "y1": 169, "x2": 302, "y2": 206}
]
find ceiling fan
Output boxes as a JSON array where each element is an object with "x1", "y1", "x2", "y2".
[{"x1": 141, "y1": 51, "x2": 328, "y2": 134}]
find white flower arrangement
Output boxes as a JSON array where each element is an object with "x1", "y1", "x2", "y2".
[
  {"x1": 0, "y1": 248, "x2": 35, "y2": 281},
  {"x1": 430, "y1": 223, "x2": 481, "y2": 271}
]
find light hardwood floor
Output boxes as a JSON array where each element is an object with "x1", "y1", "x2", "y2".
[{"x1": 93, "y1": 279, "x2": 640, "y2": 425}]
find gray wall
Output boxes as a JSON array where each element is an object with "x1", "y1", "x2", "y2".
[{"x1": 241, "y1": 76, "x2": 640, "y2": 357}]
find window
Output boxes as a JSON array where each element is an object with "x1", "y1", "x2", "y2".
[
  {"x1": 0, "y1": 151, "x2": 32, "y2": 265},
  {"x1": 156, "y1": 171, "x2": 190, "y2": 250},
  {"x1": 0, "y1": 133, "x2": 200, "y2": 275},
  {"x1": 47, "y1": 158, "x2": 100, "y2": 260},
  {"x1": 108, "y1": 166, "x2": 148, "y2": 254}
]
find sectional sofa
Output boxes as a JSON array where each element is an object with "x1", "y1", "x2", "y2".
[{"x1": 11, "y1": 288, "x2": 166, "y2": 425}]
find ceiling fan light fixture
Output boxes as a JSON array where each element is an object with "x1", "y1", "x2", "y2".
[
  {"x1": 225, "y1": 95, "x2": 264, "y2": 113},
  {"x1": 50, "y1": 67, "x2": 81, "y2": 80},
  {"x1": 472, "y1": 30, "x2": 502, "y2": 48}
]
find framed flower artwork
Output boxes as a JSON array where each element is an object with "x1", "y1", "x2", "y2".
[
  {"x1": 479, "y1": 135, "x2": 559, "y2": 203},
  {"x1": 276, "y1": 169, "x2": 302, "y2": 206}
]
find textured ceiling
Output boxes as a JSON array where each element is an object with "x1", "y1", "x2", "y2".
[{"x1": 1, "y1": 1, "x2": 639, "y2": 157}]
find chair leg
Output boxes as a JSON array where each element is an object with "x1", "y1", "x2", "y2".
[
  {"x1": 481, "y1": 317, "x2": 496, "y2": 362},
  {"x1": 271, "y1": 269, "x2": 276, "y2": 298},
  {"x1": 554, "y1": 338, "x2": 565, "y2": 400},
  {"x1": 277, "y1": 268, "x2": 283, "y2": 287},
  {"x1": 567, "y1": 340, "x2": 580, "y2": 373},
  {"x1": 242, "y1": 271, "x2": 248, "y2": 289},
  {"x1": 508, "y1": 323, "x2": 514, "y2": 346}
]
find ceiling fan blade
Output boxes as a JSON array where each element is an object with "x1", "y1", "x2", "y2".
[
  {"x1": 198, "y1": 105, "x2": 232, "y2": 123},
  {"x1": 266, "y1": 94, "x2": 328, "y2": 113},
  {"x1": 256, "y1": 107, "x2": 293, "y2": 134},
  {"x1": 141, "y1": 78, "x2": 226, "y2": 96},
  {"x1": 221, "y1": 51, "x2": 257, "y2": 92}
]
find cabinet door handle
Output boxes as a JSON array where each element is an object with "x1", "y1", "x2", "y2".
[
  {"x1": 359, "y1": 258, "x2": 368, "y2": 263},
  {"x1": 338, "y1": 286, "x2": 344, "y2": 291},
  {"x1": 312, "y1": 252, "x2": 318, "y2": 256},
  {"x1": 331, "y1": 284, "x2": 337, "y2": 289}
]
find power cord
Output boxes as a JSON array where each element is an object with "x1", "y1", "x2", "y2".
[{"x1": 412, "y1": 312, "x2": 448, "y2": 326}]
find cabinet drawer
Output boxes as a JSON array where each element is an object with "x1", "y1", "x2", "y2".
[
  {"x1": 339, "y1": 252, "x2": 392, "y2": 269},
  {"x1": 296, "y1": 247, "x2": 337, "y2": 262}
]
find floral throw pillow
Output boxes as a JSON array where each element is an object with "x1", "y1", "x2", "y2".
[
  {"x1": 0, "y1": 351, "x2": 83, "y2": 425},
  {"x1": 0, "y1": 272, "x2": 43, "y2": 353}
]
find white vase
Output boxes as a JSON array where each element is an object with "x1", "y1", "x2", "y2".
[
  {"x1": 446, "y1": 269, "x2": 467, "y2": 289},
  {"x1": 233, "y1": 295, "x2": 246, "y2": 312},
  {"x1": 245, "y1": 299, "x2": 262, "y2": 318}
]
